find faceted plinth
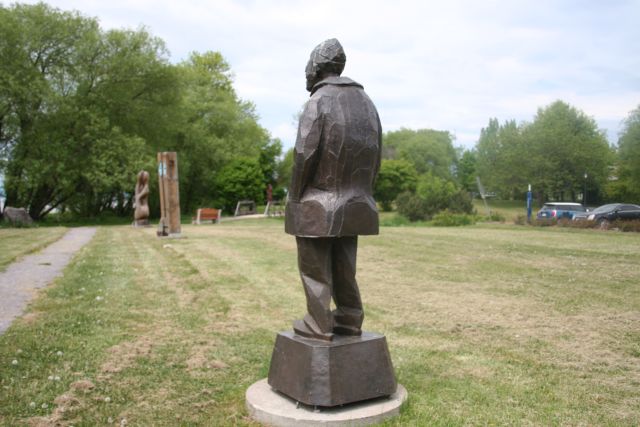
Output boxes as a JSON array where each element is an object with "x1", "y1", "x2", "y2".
[
  {"x1": 246, "y1": 379, "x2": 407, "y2": 427},
  {"x1": 267, "y1": 331, "x2": 397, "y2": 407}
]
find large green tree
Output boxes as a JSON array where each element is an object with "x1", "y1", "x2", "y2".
[
  {"x1": 0, "y1": 3, "x2": 178, "y2": 218},
  {"x1": 522, "y1": 101, "x2": 612, "y2": 203},
  {"x1": 172, "y1": 51, "x2": 273, "y2": 213},
  {"x1": 475, "y1": 118, "x2": 527, "y2": 199},
  {"x1": 0, "y1": 3, "x2": 278, "y2": 220},
  {"x1": 475, "y1": 102, "x2": 612, "y2": 203}
]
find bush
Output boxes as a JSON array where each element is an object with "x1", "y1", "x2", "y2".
[
  {"x1": 431, "y1": 211, "x2": 476, "y2": 226},
  {"x1": 448, "y1": 190, "x2": 475, "y2": 214},
  {"x1": 514, "y1": 214, "x2": 527, "y2": 225},
  {"x1": 214, "y1": 158, "x2": 266, "y2": 211},
  {"x1": 374, "y1": 159, "x2": 418, "y2": 211},
  {"x1": 395, "y1": 174, "x2": 475, "y2": 222},
  {"x1": 395, "y1": 191, "x2": 430, "y2": 221}
]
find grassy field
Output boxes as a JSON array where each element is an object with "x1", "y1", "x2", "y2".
[
  {"x1": 0, "y1": 227, "x2": 67, "y2": 272},
  {"x1": 1, "y1": 220, "x2": 639, "y2": 426}
]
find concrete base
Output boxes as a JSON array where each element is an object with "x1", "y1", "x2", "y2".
[{"x1": 246, "y1": 379, "x2": 407, "y2": 426}]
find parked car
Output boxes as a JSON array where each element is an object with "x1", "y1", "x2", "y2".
[
  {"x1": 536, "y1": 202, "x2": 586, "y2": 220},
  {"x1": 574, "y1": 203, "x2": 640, "y2": 226}
]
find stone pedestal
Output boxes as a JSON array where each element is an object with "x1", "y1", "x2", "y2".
[{"x1": 268, "y1": 331, "x2": 397, "y2": 407}]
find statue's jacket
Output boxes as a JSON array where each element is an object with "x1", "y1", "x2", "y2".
[{"x1": 285, "y1": 76, "x2": 382, "y2": 237}]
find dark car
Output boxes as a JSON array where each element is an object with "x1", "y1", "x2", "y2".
[
  {"x1": 577, "y1": 203, "x2": 640, "y2": 227},
  {"x1": 536, "y1": 202, "x2": 586, "y2": 220}
]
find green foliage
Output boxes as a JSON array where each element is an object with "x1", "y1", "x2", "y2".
[
  {"x1": 374, "y1": 159, "x2": 418, "y2": 211},
  {"x1": 431, "y1": 211, "x2": 476, "y2": 226},
  {"x1": 0, "y1": 4, "x2": 278, "y2": 220},
  {"x1": 395, "y1": 191, "x2": 429, "y2": 221},
  {"x1": 0, "y1": 3, "x2": 179, "y2": 218},
  {"x1": 172, "y1": 51, "x2": 272, "y2": 214},
  {"x1": 456, "y1": 149, "x2": 477, "y2": 192},
  {"x1": 475, "y1": 118, "x2": 527, "y2": 199},
  {"x1": 522, "y1": 101, "x2": 612, "y2": 203},
  {"x1": 396, "y1": 173, "x2": 473, "y2": 221},
  {"x1": 383, "y1": 128, "x2": 457, "y2": 178},
  {"x1": 476, "y1": 102, "x2": 613, "y2": 204},
  {"x1": 214, "y1": 158, "x2": 266, "y2": 211},
  {"x1": 608, "y1": 105, "x2": 640, "y2": 204}
]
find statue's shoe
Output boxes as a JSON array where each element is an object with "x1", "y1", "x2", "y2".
[
  {"x1": 293, "y1": 318, "x2": 333, "y2": 341},
  {"x1": 333, "y1": 323, "x2": 362, "y2": 336}
]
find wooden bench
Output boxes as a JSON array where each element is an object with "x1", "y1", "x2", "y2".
[{"x1": 192, "y1": 208, "x2": 221, "y2": 224}]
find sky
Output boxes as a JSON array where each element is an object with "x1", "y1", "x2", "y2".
[{"x1": 17, "y1": 0, "x2": 640, "y2": 151}]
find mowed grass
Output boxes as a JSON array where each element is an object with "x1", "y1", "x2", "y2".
[
  {"x1": 1, "y1": 220, "x2": 639, "y2": 425},
  {"x1": 0, "y1": 227, "x2": 67, "y2": 272}
]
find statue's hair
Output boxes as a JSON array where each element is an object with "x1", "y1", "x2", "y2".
[{"x1": 310, "y1": 38, "x2": 346, "y2": 76}]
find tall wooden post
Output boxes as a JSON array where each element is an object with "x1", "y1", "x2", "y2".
[{"x1": 157, "y1": 152, "x2": 181, "y2": 237}]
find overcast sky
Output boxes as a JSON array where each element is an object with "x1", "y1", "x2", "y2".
[{"x1": 19, "y1": 0, "x2": 640, "y2": 150}]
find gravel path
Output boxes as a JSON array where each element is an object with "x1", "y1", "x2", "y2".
[{"x1": 0, "y1": 227, "x2": 97, "y2": 334}]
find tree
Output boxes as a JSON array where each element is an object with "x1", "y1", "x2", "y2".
[
  {"x1": 522, "y1": 101, "x2": 613, "y2": 203},
  {"x1": 456, "y1": 150, "x2": 477, "y2": 193},
  {"x1": 214, "y1": 158, "x2": 265, "y2": 211},
  {"x1": 172, "y1": 51, "x2": 272, "y2": 214},
  {"x1": 383, "y1": 128, "x2": 457, "y2": 178},
  {"x1": 475, "y1": 102, "x2": 613, "y2": 204},
  {"x1": 608, "y1": 105, "x2": 640, "y2": 203},
  {"x1": 374, "y1": 159, "x2": 417, "y2": 211},
  {"x1": 0, "y1": 3, "x2": 179, "y2": 218},
  {"x1": 475, "y1": 118, "x2": 527, "y2": 199}
]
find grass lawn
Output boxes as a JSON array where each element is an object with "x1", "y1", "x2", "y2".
[
  {"x1": 1, "y1": 220, "x2": 639, "y2": 425},
  {"x1": 0, "y1": 227, "x2": 67, "y2": 272}
]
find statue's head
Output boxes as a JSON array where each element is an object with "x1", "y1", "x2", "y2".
[
  {"x1": 137, "y1": 170, "x2": 149, "y2": 185},
  {"x1": 305, "y1": 38, "x2": 346, "y2": 92}
]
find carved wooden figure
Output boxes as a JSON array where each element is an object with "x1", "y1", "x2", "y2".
[{"x1": 133, "y1": 170, "x2": 150, "y2": 227}]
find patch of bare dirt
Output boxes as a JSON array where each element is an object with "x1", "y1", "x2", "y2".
[
  {"x1": 69, "y1": 379, "x2": 95, "y2": 393},
  {"x1": 99, "y1": 335, "x2": 155, "y2": 378},
  {"x1": 185, "y1": 343, "x2": 228, "y2": 375},
  {"x1": 26, "y1": 391, "x2": 85, "y2": 427}
]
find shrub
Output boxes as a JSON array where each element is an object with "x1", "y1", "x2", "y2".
[
  {"x1": 214, "y1": 158, "x2": 266, "y2": 211},
  {"x1": 395, "y1": 191, "x2": 429, "y2": 221},
  {"x1": 431, "y1": 211, "x2": 476, "y2": 226},
  {"x1": 374, "y1": 159, "x2": 418, "y2": 211}
]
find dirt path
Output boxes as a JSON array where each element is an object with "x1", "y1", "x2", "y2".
[{"x1": 0, "y1": 227, "x2": 97, "y2": 334}]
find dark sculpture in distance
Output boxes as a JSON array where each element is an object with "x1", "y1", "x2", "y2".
[
  {"x1": 285, "y1": 38, "x2": 382, "y2": 341},
  {"x1": 133, "y1": 170, "x2": 150, "y2": 227}
]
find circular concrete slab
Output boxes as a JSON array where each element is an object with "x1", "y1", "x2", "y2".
[{"x1": 246, "y1": 379, "x2": 407, "y2": 426}]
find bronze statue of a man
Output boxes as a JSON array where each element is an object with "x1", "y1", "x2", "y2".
[{"x1": 285, "y1": 38, "x2": 382, "y2": 341}]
